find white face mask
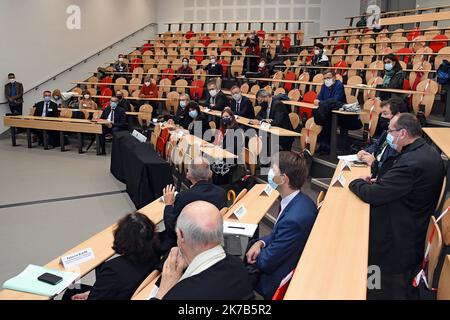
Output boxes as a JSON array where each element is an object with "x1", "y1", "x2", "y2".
[
  {"x1": 259, "y1": 62, "x2": 265, "y2": 68},
  {"x1": 210, "y1": 59, "x2": 216, "y2": 65},
  {"x1": 145, "y1": 81, "x2": 151, "y2": 86},
  {"x1": 314, "y1": 49, "x2": 321, "y2": 55},
  {"x1": 232, "y1": 93, "x2": 242, "y2": 101},
  {"x1": 53, "y1": 96, "x2": 60, "y2": 100},
  {"x1": 84, "y1": 94, "x2": 90, "y2": 99},
  {"x1": 118, "y1": 58, "x2": 124, "y2": 62},
  {"x1": 182, "y1": 61, "x2": 188, "y2": 67},
  {"x1": 209, "y1": 89, "x2": 218, "y2": 97},
  {"x1": 324, "y1": 78, "x2": 335, "y2": 88},
  {"x1": 9, "y1": 79, "x2": 16, "y2": 84}
]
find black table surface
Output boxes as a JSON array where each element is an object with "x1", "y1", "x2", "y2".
[{"x1": 111, "y1": 131, "x2": 173, "y2": 209}]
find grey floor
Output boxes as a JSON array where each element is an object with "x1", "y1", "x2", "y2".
[
  {"x1": 0, "y1": 133, "x2": 318, "y2": 291},
  {"x1": 0, "y1": 134, "x2": 135, "y2": 287}
]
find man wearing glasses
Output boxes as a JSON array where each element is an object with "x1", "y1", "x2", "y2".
[{"x1": 349, "y1": 113, "x2": 445, "y2": 300}]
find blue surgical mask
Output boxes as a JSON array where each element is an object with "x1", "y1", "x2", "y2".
[
  {"x1": 386, "y1": 133, "x2": 398, "y2": 150},
  {"x1": 111, "y1": 102, "x2": 118, "y2": 109},
  {"x1": 180, "y1": 101, "x2": 187, "y2": 109},
  {"x1": 385, "y1": 63, "x2": 394, "y2": 71},
  {"x1": 267, "y1": 168, "x2": 278, "y2": 190},
  {"x1": 44, "y1": 96, "x2": 51, "y2": 102},
  {"x1": 189, "y1": 110, "x2": 198, "y2": 119}
]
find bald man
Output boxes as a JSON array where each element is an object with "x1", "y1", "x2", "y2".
[
  {"x1": 159, "y1": 157, "x2": 227, "y2": 254},
  {"x1": 155, "y1": 201, "x2": 254, "y2": 300}
]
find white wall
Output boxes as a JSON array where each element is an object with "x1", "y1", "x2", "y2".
[
  {"x1": 0, "y1": 0, "x2": 157, "y2": 132},
  {"x1": 156, "y1": 0, "x2": 360, "y2": 44}
]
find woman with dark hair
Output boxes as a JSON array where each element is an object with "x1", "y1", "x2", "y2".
[
  {"x1": 378, "y1": 53, "x2": 406, "y2": 102},
  {"x1": 211, "y1": 108, "x2": 245, "y2": 185},
  {"x1": 187, "y1": 101, "x2": 209, "y2": 139},
  {"x1": 62, "y1": 212, "x2": 160, "y2": 300}
]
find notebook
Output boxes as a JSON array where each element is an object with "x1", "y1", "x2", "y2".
[{"x1": 2, "y1": 264, "x2": 80, "y2": 297}]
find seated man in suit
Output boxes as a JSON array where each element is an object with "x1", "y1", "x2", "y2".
[
  {"x1": 168, "y1": 93, "x2": 190, "y2": 129},
  {"x1": 229, "y1": 85, "x2": 255, "y2": 119},
  {"x1": 159, "y1": 157, "x2": 227, "y2": 254},
  {"x1": 32, "y1": 90, "x2": 60, "y2": 146},
  {"x1": 100, "y1": 96, "x2": 127, "y2": 137},
  {"x1": 203, "y1": 80, "x2": 228, "y2": 112},
  {"x1": 312, "y1": 69, "x2": 346, "y2": 155},
  {"x1": 349, "y1": 113, "x2": 445, "y2": 300},
  {"x1": 357, "y1": 98, "x2": 403, "y2": 179},
  {"x1": 245, "y1": 151, "x2": 317, "y2": 300},
  {"x1": 155, "y1": 201, "x2": 255, "y2": 300},
  {"x1": 251, "y1": 89, "x2": 294, "y2": 151}
]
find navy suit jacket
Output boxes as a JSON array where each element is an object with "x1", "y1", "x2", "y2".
[
  {"x1": 229, "y1": 96, "x2": 255, "y2": 119},
  {"x1": 255, "y1": 192, "x2": 317, "y2": 299}
]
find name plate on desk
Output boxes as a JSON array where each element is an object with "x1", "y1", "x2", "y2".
[
  {"x1": 341, "y1": 161, "x2": 352, "y2": 171},
  {"x1": 223, "y1": 221, "x2": 258, "y2": 237},
  {"x1": 60, "y1": 248, "x2": 95, "y2": 269},
  {"x1": 260, "y1": 122, "x2": 272, "y2": 130},
  {"x1": 229, "y1": 204, "x2": 247, "y2": 221},
  {"x1": 261, "y1": 184, "x2": 274, "y2": 196},
  {"x1": 132, "y1": 130, "x2": 147, "y2": 143},
  {"x1": 331, "y1": 174, "x2": 347, "y2": 188}
]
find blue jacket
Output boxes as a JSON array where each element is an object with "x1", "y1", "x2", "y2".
[
  {"x1": 255, "y1": 192, "x2": 317, "y2": 299},
  {"x1": 317, "y1": 80, "x2": 346, "y2": 103}
]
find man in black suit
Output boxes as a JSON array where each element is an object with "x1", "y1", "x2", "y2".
[
  {"x1": 4, "y1": 73, "x2": 24, "y2": 115},
  {"x1": 168, "y1": 93, "x2": 190, "y2": 129},
  {"x1": 155, "y1": 201, "x2": 255, "y2": 300},
  {"x1": 32, "y1": 90, "x2": 60, "y2": 146},
  {"x1": 100, "y1": 96, "x2": 127, "y2": 136},
  {"x1": 159, "y1": 157, "x2": 227, "y2": 254},
  {"x1": 251, "y1": 89, "x2": 294, "y2": 151},
  {"x1": 229, "y1": 85, "x2": 255, "y2": 119},
  {"x1": 203, "y1": 80, "x2": 228, "y2": 112}
]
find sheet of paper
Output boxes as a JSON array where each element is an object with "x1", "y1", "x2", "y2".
[{"x1": 337, "y1": 154, "x2": 359, "y2": 162}]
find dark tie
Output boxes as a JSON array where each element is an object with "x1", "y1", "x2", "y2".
[
  {"x1": 44, "y1": 102, "x2": 49, "y2": 116},
  {"x1": 236, "y1": 102, "x2": 240, "y2": 114},
  {"x1": 111, "y1": 109, "x2": 115, "y2": 124}
]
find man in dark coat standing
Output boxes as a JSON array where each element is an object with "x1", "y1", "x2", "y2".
[{"x1": 349, "y1": 113, "x2": 445, "y2": 300}]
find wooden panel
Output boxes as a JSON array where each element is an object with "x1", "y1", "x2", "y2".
[{"x1": 380, "y1": 11, "x2": 450, "y2": 26}]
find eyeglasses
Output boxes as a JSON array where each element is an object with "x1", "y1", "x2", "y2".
[{"x1": 387, "y1": 128, "x2": 402, "y2": 133}]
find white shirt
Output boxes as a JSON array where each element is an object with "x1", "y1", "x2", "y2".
[
  {"x1": 108, "y1": 108, "x2": 115, "y2": 123},
  {"x1": 266, "y1": 99, "x2": 272, "y2": 119},
  {"x1": 276, "y1": 190, "x2": 300, "y2": 225},
  {"x1": 42, "y1": 102, "x2": 50, "y2": 117}
]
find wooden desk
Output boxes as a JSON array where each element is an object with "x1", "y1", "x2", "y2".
[
  {"x1": 201, "y1": 108, "x2": 301, "y2": 138},
  {"x1": 423, "y1": 128, "x2": 450, "y2": 158},
  {"x1": 224, "y1": 184, "x2": 280, "y2": 224},
  {"x1": 131, "y1": 275, "x2": 160, "y2": 300},
  {"x1": 284, "y1": 161, "x2": 370, "y2": 300},
  {"x1": 3, "y1": 116, "x2": 105, "y2": 155},
  {"x1": 0, "y1": 198, "x2": 165, "y2": 300},
  {"x1": 182, "y1": 133, "x2": 238, "y2": 160}
]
